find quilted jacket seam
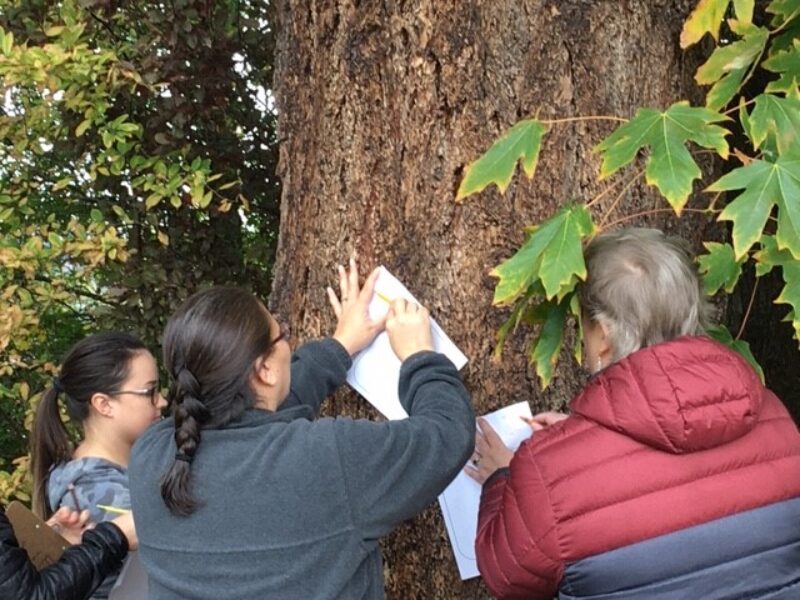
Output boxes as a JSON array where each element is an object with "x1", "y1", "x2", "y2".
[{"x1": 560, "y1": 449, "x2": 800, "y2": 527}]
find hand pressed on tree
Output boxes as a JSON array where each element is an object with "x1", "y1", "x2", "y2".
[
  {"x1": 385, "y1": 298, "x2": 435, "y2": 362},
  {"x1": 327, "y1": 256, "x2": 387, "y2": 356}
]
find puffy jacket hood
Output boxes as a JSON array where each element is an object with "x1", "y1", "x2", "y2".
[{"x1": 571, "y1": 336, "x2": 764, "y2": 453}]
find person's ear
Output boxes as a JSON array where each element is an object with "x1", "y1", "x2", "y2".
[
  {"x1": 252, "y1": 355, "x2": 279, "y2": 389},
  {"x1": 596, "y1": 319, "x2": 613, "y2": 368},
  {"x1": 89, "y1": 393, "x2": 115, "y2": 418}
]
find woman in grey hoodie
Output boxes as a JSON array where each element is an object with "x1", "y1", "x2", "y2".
[
  {"x1": 30, "y1": 332, "x2": 167, "y2": 598},
  {"x1": 129, "y1": 259, "x2": 475, "y2": 599}
]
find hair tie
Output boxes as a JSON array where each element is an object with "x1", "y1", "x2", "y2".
[
  {"x1": 175, "y1": 452, "x2": 193, "y2": 463},
  {"x1": 52, "y1": 377, "x2": 64, "y2": 394}
]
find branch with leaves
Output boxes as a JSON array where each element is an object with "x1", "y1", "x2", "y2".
[{"x1": 457, "y1": 0, "x2": 799, "y2": 388}]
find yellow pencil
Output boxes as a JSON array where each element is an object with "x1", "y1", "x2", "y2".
[{"x1": 97, "y1": 504, "x2": 130, "y2": 515}]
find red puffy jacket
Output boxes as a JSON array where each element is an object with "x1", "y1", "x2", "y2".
[{"x1": 476, "y1": 335, "x2": 800, "y2": 599}]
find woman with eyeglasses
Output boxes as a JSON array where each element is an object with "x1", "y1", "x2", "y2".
[
  {"x1": 30, "y1": 332, "x2": 166, "y2": 598},
  {"x1": 128, "y1": 259, "x2": 475, "y2": 599}
]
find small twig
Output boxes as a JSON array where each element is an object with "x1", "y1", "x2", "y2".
[
  {"x1": 585, "y1": 167, "x2": 645, "y2": 209},
  {"x1": 724, "y1": 97, "x2": 757, "y2": 116},
  {"x1": 540, "y1": 115, "x2": 628, "y2": 125},
  {"x1": 88, "y1": 11, "x2": 122, "y2": 43},
  {"x1": 598, "y1": 172, "x2": 647, "y2": 227},
  {"x1": 707, "y1": 191, "x2": 723, "y2": 211},
  {"x1": 736, "y1": 277, "x2": 759, "y2": 340},
  {"x1": 602, "y1": 207, "x2": 715, "y2": 228}
]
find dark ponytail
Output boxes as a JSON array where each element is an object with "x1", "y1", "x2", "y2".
[
  {"x1": 160, "y1": 287, "x2": 276, "y2": 516},
  {"x1": 30, "y1": 333, "x2": 147, "y2": 518}
]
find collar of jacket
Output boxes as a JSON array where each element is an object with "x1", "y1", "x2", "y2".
[
  {"x1": 571, "y1": 335, "x2": 764, "y2": 454},
  {"x1": 215, "y1": 405, "x2": 316, "y2": 430}
]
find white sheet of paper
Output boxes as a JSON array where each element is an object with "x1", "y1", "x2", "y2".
[
  {"x1": 438, "y1": 401, "x2": 534, "y2": 580},
  {"x1": 346, "y1": 266, "x2": 468, "y2": 420}
]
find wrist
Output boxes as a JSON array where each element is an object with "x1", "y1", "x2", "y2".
[
  {"x1": 332, "y1": 333, "x2": 358, "y2": 356},
  {"x1": 398, "y1": 344, "x2": 434, "y2": 362}
]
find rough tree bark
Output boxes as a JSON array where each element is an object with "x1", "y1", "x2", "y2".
[{"x1": 271, "y1": 1, "x2": 711, "y2": 597}]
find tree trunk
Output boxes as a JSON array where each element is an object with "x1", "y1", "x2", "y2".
[{"x1": 271, "y1": 1, "x2": 709, "y2": 597}]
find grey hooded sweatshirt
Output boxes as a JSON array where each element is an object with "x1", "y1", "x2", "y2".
[{"x1": 129, "y1": 338, "x2": 475, "y2": 599}]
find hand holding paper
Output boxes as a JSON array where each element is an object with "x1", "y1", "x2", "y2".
[
  {"x1": 345, "y1": 266, "x2": 468, "y2": 420},
  {"x1": 439, "y1": 402, "x2": 534, "y2": 580},
  {"x1": 385, "y1": 299, "x2": 434, "y2": 361},
  {"x1": 464, "y1": 418, "x2": 515, "y2": 485},
  {"x1": 327, "y1": 258, "x2": 387, "y2": 356}
]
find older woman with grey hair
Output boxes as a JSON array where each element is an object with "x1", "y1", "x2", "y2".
[{"x1": 467, "y1": 227, "x2": 800, "y2": 600}]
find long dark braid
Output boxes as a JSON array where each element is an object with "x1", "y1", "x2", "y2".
[{"x1": 160, "y1": 287, "x2": 275, "y2": 516}]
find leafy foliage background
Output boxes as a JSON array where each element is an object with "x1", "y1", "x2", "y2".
[{"x1": 0, "y1": 0, "x2": 279, "y2": 501}]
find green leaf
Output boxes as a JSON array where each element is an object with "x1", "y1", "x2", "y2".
[
  {"x1": 706, "y1": 325, "x2": 765, "y2": 381},
  {"x1": 694, "y1": 21, "x2": 768, "y2": 110},
  {"x1": 697, "y1": 242, "x2": 745, "y2": 294},
  {"x1": 529, "y1": 297, "x2": 570, "y2": 389},
  {"x1": 709, "y1": 155, "x2": 800, "y2": 258},
  {"x1": 749, "y1": 94, "x2": 800, "y2": 153},
  {"x1": 457, "y1": 119, "x2": 549, "y2": 200},
  {"x1": 681, "y1": 0, "x2": 730, "y2": 47},
  {"x1": 763, "y1": 39, "x2": 800, "y2": 99},
  {"x1": 775, "y1": 261, "x2": 800, "y2": 344},
  {"x1": 52, "y1": 177, "x2": 72, "y2": 191},
  {"x1": 1, "y1": 29, "x2": 13, "y2": 56},
  {"x1": 767, "y1": 0, "x2": 800, "y2": 24},
  {"x1": 538, "y1": 206, "x2": 595, "y2": 300},
  {"x1": 144, "y1": 193, "x2": 162, "y2": 209},
  {"x1": 595, "y1": 102, "x2": 729, "y2": 213},
  {"x1": 75, "y1": 119, "x2": 92, "y2": 137},
  {"x1": 733, "y1": 0, "x2": 755, "y2": 22},
  {"x1": 754, "y1": 235, "x2": 794, "y2": 276},
  {"x1": 491, "y1": 205, "x2": 595, "y2": 305},
  {"x1": 89, "y1": 208, "x2": 103, "y2": 223}
]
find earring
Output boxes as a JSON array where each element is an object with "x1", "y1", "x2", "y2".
[{"x1": 596, "y1": 358, "x2": 603, "y2": 372}]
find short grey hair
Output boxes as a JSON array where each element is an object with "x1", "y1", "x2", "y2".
[{"x1": 578, "y1": 227, "x2": 709, "y2": 362}]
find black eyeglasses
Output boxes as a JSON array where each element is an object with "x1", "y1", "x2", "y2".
[
  {"x1": 109, "y1": 385, "x2": 161, "y2": 406},
  {"x1": 271, "y1": 322, "x2": 291, "y2": 345}
]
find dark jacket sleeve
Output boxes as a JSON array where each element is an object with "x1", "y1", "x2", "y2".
[
  {"x1": 333, "y1": 350, "x2": 475, "y2": 540},
  {"x1": 475, "y1": 442, "x2": 563, "y2": 599},
  {"x1": 0, "y1": 510, "x2": 128, "y2": 600},
  {"x1": 280, "y1": 338, "x2": 351, "y2": 415}
]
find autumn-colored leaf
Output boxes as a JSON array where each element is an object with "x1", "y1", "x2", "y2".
[
  {"x1": 681, "y1": 0, "x2": 730, "y2": 48},
  {"x1": 695, "y1": 21, "x2": 768, "y2": 110}
]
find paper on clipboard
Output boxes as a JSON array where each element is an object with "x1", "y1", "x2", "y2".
[
  {"x1": 346, "y1": 266, "x2": 468, "y2": 420},
  {"x1": 438, "y1": 401, "x2": 534, "y2": 580}
]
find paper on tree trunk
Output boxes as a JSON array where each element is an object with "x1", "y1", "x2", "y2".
[{"x1": 346, "y1": 266, "x2": 468, "y2": 420}]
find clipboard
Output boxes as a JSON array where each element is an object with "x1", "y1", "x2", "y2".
[{"x1": 6, "y1": 501, "x2": 70, "y2": 570}]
